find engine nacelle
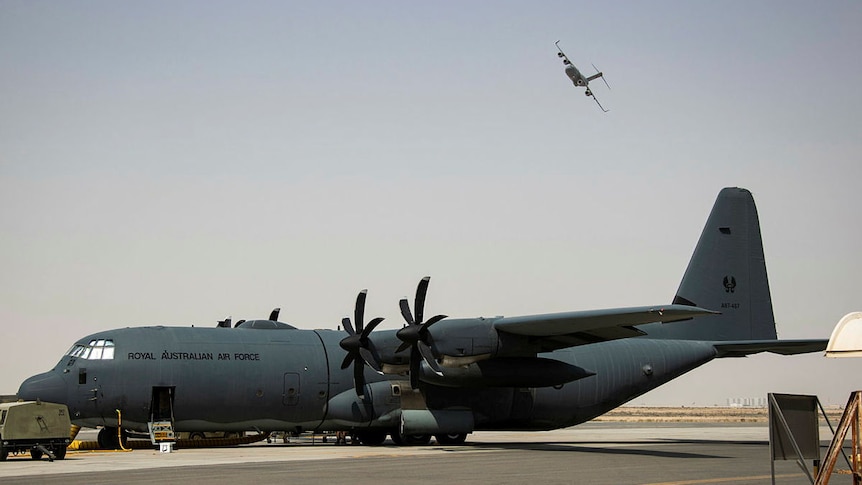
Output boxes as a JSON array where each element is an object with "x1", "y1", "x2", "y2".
[{"x1": 374, "y1": 317, "x2": 500, "y2": 366}]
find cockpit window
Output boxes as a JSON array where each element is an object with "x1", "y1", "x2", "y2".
[
  {"x1": 66, "y1": 339, "x2": 115, "y2": 360},
  {"x1": 103, "y1": 341, "x2": 115, "y2": 359}
]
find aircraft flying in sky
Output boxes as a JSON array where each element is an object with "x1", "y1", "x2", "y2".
[
  {"x1": 18, "y1": 188, "x2": 827, "y2": 447},
  {"x1": 556, "y1": 40, "x2": 610, "y2": 112}
]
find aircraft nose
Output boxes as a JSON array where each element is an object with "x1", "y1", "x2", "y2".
[{"x1": 17, "y1": 371, "x2": 68, "y2": 404}]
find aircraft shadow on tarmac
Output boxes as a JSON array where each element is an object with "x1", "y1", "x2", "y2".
[{"x1": 461, "y1": 438, "x2": 768, "y2": 459}]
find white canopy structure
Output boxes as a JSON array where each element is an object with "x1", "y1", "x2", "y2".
[{"x1": 825, "y1": 312, "x2": 862, "y2": 358}]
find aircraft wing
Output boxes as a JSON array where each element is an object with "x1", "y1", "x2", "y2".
[
  {"x1": 590, "y1": 91, "x2": 609, "y2": 112},
  {"x1": 495, "y1": 304, "x2": 719, "y2": 352},
  {"x1": 712, "y1": 339, "x2": 828, "y2": 358},
  {"x1": 554, "y1": 40, "x2": 574, "y2": 66}
]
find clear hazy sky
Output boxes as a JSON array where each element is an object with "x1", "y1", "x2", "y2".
[{"x1": 1, "y1": 1, "x2": 859, "y2": 406}]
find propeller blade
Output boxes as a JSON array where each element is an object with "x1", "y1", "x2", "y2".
[
  {"x1": 269, "y1": 308, "x2": 281, "y2": 321},
  {"x1": 354, "y1": 358, "x2": 366, "y2": 398},
  {"x1": 341, "y1": 317, "x2": 355, "y2": 336},
  {"x1": 423, "y1": 314, "x2": 447, "y2": 331},
  {"x1": 399, "y1": 298, "x2": 414, "y2": 325},
  {"x1": 359, "y1": 347, "x2": 383, "y2": 373},
  {"x1": 414, "y1": 276, "x2": 430, "y2": 324},
  {"x1": 361, "y1": 317, "x2": 384, "y2": 340},
  {"x1": 409, "y1": 346, "x2": 421, "y2": 389},
  {"x1": 395, "y1": 340, "x2": 411, "y2": 354},
  {"x1": 418, "y1": 342, "x2": 443, "y2": 376},
  {"x1": 340, "y1": 353, "x2": 354, "y2": 370},
  {"x1": 354, "y1": 290, "x2": 367, "y2": 331}
]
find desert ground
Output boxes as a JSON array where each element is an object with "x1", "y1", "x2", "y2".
[{"x1": 596, "y1": 405, "x2": 845, "y2": 423}]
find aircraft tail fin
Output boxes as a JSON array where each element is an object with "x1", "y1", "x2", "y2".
[{"x1": 653, "y1": 187, "x2": 778, "y2": 342}]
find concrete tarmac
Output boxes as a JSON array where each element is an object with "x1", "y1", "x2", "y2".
[{"x1": 0, "y1": 423, "x2": 842, "y2": 485}]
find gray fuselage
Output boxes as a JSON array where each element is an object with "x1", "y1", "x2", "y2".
[{"x1": 19, "y1": 323, "x2": 717, "y2": 434}]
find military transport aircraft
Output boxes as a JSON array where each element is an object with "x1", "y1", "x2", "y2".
[
  {"x1": 18, "y1": 188, "x2": 827, "y2": 447},
  {"x1": 556, "y1": 40, "x2": 610, "y2": 112}
]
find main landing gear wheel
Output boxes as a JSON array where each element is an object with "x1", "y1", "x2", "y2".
[
  {"x1": 53, "y1": 446, "x2": 67, "y2": 460},
  {"x1": 435, "y1": 433, "x2": 468, "y2": 445},
  {"x1": 404, "y1": 434, "x2": 431, "y2": 445},
  {"x1": 390, "y1": 429, "x2": 431, "y2": 446},
  {"x1": 30, "y1": 448, "x2": 43, "y2": 460}
]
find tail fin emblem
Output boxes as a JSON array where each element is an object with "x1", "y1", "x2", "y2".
[{"x1": 723, "y1": 276, "x2": 737, "y2": 293}]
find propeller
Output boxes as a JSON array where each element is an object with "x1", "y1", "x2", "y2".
[
  {"x1": 395, "y1": 276, "x2": 447, "y2": 389},
  {"x1": 339, "y1": 290, "x2": 384, "y2": 398}
]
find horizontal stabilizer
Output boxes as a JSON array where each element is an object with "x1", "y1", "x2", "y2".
[
  {"x1": 713, "y1": 339, "x2": 828, "y2": 358},
  {"x1": 496, "y1": 305, "x2": 718, "y2": 338}
]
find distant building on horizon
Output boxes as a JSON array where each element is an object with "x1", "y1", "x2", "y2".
[{"x1": 727, "y1": 397, "x2": 767, "y2": 408}]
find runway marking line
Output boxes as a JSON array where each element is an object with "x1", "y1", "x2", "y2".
[{"x1": 641, "y1": 473, "x2": 803, "y2": 485}]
